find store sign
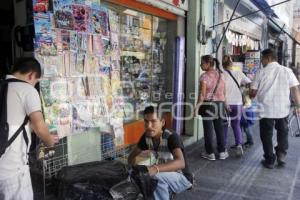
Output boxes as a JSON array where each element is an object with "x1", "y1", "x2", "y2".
[
  {"x1": 137, "y1": 0, "x2": 188, "y2": 16},
  {"x1": 158, "y1": 0, "x2": 188, "y2": 11},
  {"x1": 224, "y1": 5, "x2": 262, "y2": 40}
]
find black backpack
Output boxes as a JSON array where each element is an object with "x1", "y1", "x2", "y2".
[{"x1": 0, "y1": 78, "x2": 29, "y2": 158}]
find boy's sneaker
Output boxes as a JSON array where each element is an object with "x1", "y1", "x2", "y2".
[
  {"x1": 236, "y1": 145, "x2": 244, "y2": 157},
  {"x1": 201, "y1": 153, "x2": 216, "y2": 161},
  {"x1": 219, "y1": 151, "x2": 229, "y2": 160}
]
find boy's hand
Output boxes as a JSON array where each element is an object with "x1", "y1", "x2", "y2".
[
  {"x1": 147, "y1": 165, "x2": 159, "y2": 176},
  {"x1": 52, "y1": 134, "x2": 60, "y2": 144},
  {"x1": 225, "y1": 105, "x2": 231, "y2": 112},
  {"x1": 50, "y1": 131, "x2": 60, "y2": 144}
]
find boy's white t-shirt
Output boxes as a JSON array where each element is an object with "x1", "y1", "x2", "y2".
[{"x1": 0, "y1": 75, "x2": 41, "y2": 180}]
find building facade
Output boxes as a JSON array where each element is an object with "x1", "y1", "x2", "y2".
[{"x1": 293, "y1": 3, "x2": 300, "y2": 73}]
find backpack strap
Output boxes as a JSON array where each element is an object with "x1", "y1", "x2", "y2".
[
  {"x1": 6, "y1": 78, "x2": 28, "y2": 84},
  {"x1": 3, "y1": 78, "x2": 30, "y2": 152},
  {"x1": 225, "y1": 70, "x2": 245, "y2": 103},
  {"x1": 225, "y1": 70, "x2": 240, "y2": 89},
  {"x1": 6, "y1": 116, "x2": 29, "y2": 149}
]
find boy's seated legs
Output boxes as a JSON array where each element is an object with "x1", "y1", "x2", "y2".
[{"x1": 154, "y1": 172, "x2": 192, "y2": 200}]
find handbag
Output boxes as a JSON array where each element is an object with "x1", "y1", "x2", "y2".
[
  {"x1": 198, "y1": 71, "x2": 221, "y2": 116},
  {"x1": 225, "y1": 70, "x2": 246, "y2": 105}
]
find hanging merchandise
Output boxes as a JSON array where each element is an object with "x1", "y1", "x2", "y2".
[
  {"x1": 113, "y1": 123, "x2": 125, "y2": 147},
  {"x1": 254, "y1": 41, "x2": 259, "y2": 50},
  {"x1": 33, "y1": 0, "x2": 125, "y2": 141},
  {"x1": 117, "y1": 10, "x2": 168, "y2": 121},
  {"x1": 34, "y1": 13, "x2": 57, "y2": 56},
  {"x1": 53, "y1": 0, "x2": 74, "y2": 30},
  {"x1": 34, "y1": 0, "x2": 170, "y2": 147},
  {"x1": 233, "y1": 34, "x2": 238, "y2": 46},
  {"x1": 244, "y1": 51, "x2": 261, "y2": 76},
  {"x1": 225, "y1": 30, "x2": 231, "y2": 44},
  {"x1": 33, "y1": 0, "x2": 50, "y2": 13}
]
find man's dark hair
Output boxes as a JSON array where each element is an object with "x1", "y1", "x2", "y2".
[
  {"x1": 261, "y1": 49, "x2": 276, "y2": 60},
  {"x1": 11, "y1": 57, "x2": 42, "y2": 78},
  {"x1": 143, "y1": 106, "x2": 165, "y2": 120}
]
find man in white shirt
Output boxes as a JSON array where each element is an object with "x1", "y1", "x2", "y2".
[
  {"x1": 0, "y1": 57, "x2": 59, "y2": 200},
  {"x1": 250, "y1": 49, "x2": 300, "y2": 169}
]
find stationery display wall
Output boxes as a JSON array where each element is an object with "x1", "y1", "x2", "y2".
[
  {"x1": 244, "y1": 51, "x2": 260, "y2": 79},
  {"x1": 31, "y1": 0, "x2": 170, "y2": 185},
  {"x1": 224, "y1": 29, "x2": 261, "y2": 77},
  {"x1": 113, "y1": 4, "x2": 168, "y2": 122}
]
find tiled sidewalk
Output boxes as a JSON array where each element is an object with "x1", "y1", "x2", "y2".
[{"x1": 177, "y1": 123, "x2": 300, "y2": 200}]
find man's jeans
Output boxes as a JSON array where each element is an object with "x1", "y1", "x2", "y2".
[
  {"x1": 154, "y1": 172, "x2": 192, "y2": 200},
  {"x1": 259, "y1": 117, "x2": 289, "y2": 164}
]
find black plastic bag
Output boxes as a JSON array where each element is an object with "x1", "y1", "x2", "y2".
[
  {"x1": 56, "y1": 160, "x2": 128, "y2": 199},
  {"x1": 110, "y1": 165, "x2": 158, "y2": 200},
  {"x1": 131, "y1": 165, "x2": 158, "y2": 200},
  {"x1": 109, "y1": 176, "x2": 143, "y2": 200},
  {"x1": 64, "y1": 182, "x2": 113, "y2": 200}
]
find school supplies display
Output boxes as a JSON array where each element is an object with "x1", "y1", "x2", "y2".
[
  {"x1": 33, "y1": 0, "x2": 169, "y2": 142},
  {"x1": 34, "y1": 0, "x2": 124, "y2": 142}
]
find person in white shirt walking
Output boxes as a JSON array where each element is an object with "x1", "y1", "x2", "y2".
[
  {"x1": 250, "y1": 49, "x2": 300, "y2": 169},
  {"x1": 0, "y1": 57, "x2": 59, "y2": 200},
  {"x1": 223, "y1": 55, "x2": 251, "y2": 157}
]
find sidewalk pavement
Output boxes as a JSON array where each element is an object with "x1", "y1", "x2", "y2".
[{"x1": 176, "y1": 123, "x2": 300, "y2": 200}]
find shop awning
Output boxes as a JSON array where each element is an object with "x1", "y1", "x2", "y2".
[
  {"x1": 268, "y1": 16, "x2": 300, "y2": 45},
  {"x1": 250, "y1": 0, "x2": 278, "y2": 18},
  {"x1": 249, "y1": 0, "x2": 300, "y2": 45}
]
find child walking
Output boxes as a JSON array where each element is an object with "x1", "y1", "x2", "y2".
[{"x1": 241, "y1": 96, "x2": 256, "y2": 147}]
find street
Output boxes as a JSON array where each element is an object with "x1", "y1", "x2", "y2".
[{"x1": 177, "y1": 122, "x2": 300, "y2": 200}]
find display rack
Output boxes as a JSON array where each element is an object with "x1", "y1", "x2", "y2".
[
  {"x1": 30, "y1": 133, "x2": 131, "y2": 199},
  {"x1": 119, "y1": 12, "x2": 168, "y2": 122}
]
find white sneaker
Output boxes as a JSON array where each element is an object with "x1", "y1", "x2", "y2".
[
  {"x1": 219, "y1": 151, "x2": 229, "y2": 160},
  {"x1": 236, "y1": 145, "x2": 244, "y2": 157},
  {"x1": 201, "y1": 153, "x2": 216, "y2": 161}
]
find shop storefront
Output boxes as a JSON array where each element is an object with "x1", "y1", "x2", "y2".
[
  {"x1": 252, "y1": 0, "x2": 296, "y2": 66},
  {"x1": 221, "y1": 1, "x2": 265, "y2": 77},
  {"x1": 103, "y1": 0, "x2": 176, "y2": 144},
  {"x1": 31, "y1": 0, "x2": 187, "y2": 176},
  {"x1": 267, "y1": 17, "x2": 290, "y2": 66}
]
